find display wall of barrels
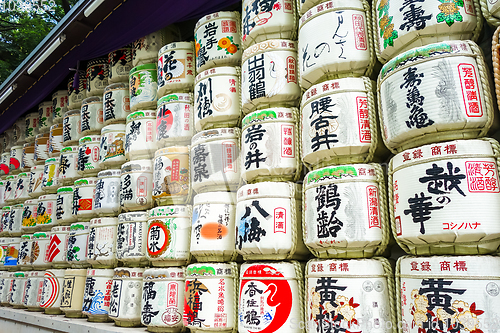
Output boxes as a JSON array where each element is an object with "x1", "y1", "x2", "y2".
[{"x1": 0, "y1": 0, "x2": 499, "y2": 332}]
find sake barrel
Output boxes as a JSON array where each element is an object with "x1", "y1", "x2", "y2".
[
  {"x1": 98, "y1": 124, "x2": 125, "y2": 168},
  {"x1": 1, "y1": 272, "x2": 13, "y2": 304},
  {"x1": 239, "y1": 261, "x2": 303, "y2": 333},
  {"x1": 10, "y1": 271, "x2": 26, "y2": 308},
  {"x1": 13, "y1": 172, "x2": 30, "y2": 203},
  {"x1": 31, "y1": 232, "x2": 51, "y2": 269},
  {"x1": 141, "y1": 267, "x2": 185, "y2": 331},
  {"x1": 28, "y1": 165, "x2": 44, "y2": 198},
  {"x1": 58, "y1": 146, "x2": 79, "y2": 185},
  {"x1": 38, "y1": 101, "x2": 53, "y2": 134},
  {"x1": 87, "y1": 217, "x2": 118, "y2": 268},
  {"x1": 94, "y1": 169, "x2": 120, "y2": 216},
  {"x1": 0, "y1": 152, "x2": 9, "y2": 176},
  {"x1": 17, "y1": 235, "x2": 32, "y2": 269},
  {"x1": 108, "y1": 46, "x2": 133, "y2": 84},
  {"x1": 13, "y1": 118, "x2": 27, "y2": 145},
  {"x1": 34, "y1": 133, "x2": 50, "y2": 165},
  {"x1": 56, "y1": 186, "x2": 76, "y2": 225},
  {"x1": 133, "y1": 26, "x2": 181, "y2": 67},
  {"x1": 301, "y1": 77, "x2": 380, "y2": 169},
  {"x1": 0, "y1": 206, "x2": 10, "y2": 236},
  {"x1": 108, "y1": 267, "x2": 144, "y2": 327},
  {"x1": 298, "y1": 0, "x2": 326, "y2": 15},
  {"x1": 390, "y1": 138, "x2": 500, "y2": 255},
  {"x1": 0, "y1": 180, "x2": 5, "y2": 208},
  {"x1": 25, "y1": 111, "x2": 39, "y2": 143},
  {"x1": 3, "y1": 129, "x2": 12, "y2": 151},
  {"x1": 194, "y1": 66, "x2": 242, "y2": 131},
  {"x1": 4, "y1": 237, "x2": 20, "y2": 267},
  {"x1": 60, "y1": 268, "x2": 87, "y2": 317},
  {"x1": 398, "y1": 255, "x2": 500, "y2": 333},
  {"x1": 120, "y1": 159, "x2": 154, "y2": 212},
  {"x1": 194, "y1": 11, "x2": 242, "y2": 73},
  {"x1": 156, "y1": 93, "x2": 193, "y2": 148},
  {"x1": 375, "y1": 0, "x2": 480, "y2": 64},
  {"x1": 48, "y1": 123, "x2": 63, "y2": 157},
  {"x1": 41, "y1": 157, "x2": 60, "y2": 194},
  {"x1": 24, "y1": 270, "x2": 45, "y2": 311},
  {"x1": 125, "y1": 110, "x2": 157, "y2": 160},
  {"x1": 152, "y1": 147, "x2": 190, "y2": 205},
  {"x1": 77, "y1": 135, "x2": 101, "y2": 176},
  {"x1": 66, "y1": 222, "x2": 90, "y2": 268},
  {"x1": 80, "y1": 96, "x2": 104, "y2": 136},
  {"x1": 73, "y1": 177, "x2": 97, "y2": 220},
  {"x1": 241, "y1": 39, "x2": 300, "y2": 113},
  {"x1": 21, "y1": 142, "x2": 35, "y2": 172},
  {"x1": 378, "y1": 40, "x2": 495, "y2": 153},
  {"x1": 303, "y1": 164, "x2": 390, "y2": 258},
  {"x1": 40, "y1": 269, "x2": 65, "y2": 314},
  {"x1": 0, "y1": 272, "x2": 7, "y2": 303},
  {"x1": 36, "y1": 195, "x2": 57, "y2": 231},
  {"x1": 21, "y1": 199, "x2": 38, "y2": 233},
  {"x1": 147, "y1": 205, "x2": 191, "y2": 267},
  {"x1": 4, "y1": 175, "x2": 16, "y2": 204},
  {"x1": 48, "y1": 225, "x2": 70, "y2": 268},
  {"x1": 9, "y1": 145, "x2": 22, "y2": 174},
  {"x1": 103, "y1": 82, "x2": 131, "y2": 125},
  {"x1": 191, "y1": 128, "x2": 240, "y2": 193},
  {"x1": 236, "y1": 182, "x2": 310, "y2": 260},
  {"x1": 116, "y1": 211, "x2": 148, "y2": 267},
  {"x1": 483, "y1": 0, "x2": 500, "y2": 25},
  {"x1": 306, "y1": 258, "x2": 395, "y2": 333},
  {"x1": 184, "y1": 262, "x2": 238, "y2": 331},
  {"x1": 9, "y1": 203, "x2": 23, "y2": 236},
  {"x1": 86, "y1": 57, "x2": 109, "y2": 97},
  {"x1": 157, "y1": 41, "x2": 196, "y2": 96},
  {"x1": 129, "y1": 63, "x2": 158, "y2": 112},
  {"x1": 191, "y1": 191, "x2": 237, "y2": 262},
  {"x1": 67, "y1": 74, "x2": 87, "y2": 110},
  {"x1": 241, "y1": 0, "x2": 298, "y2": 48},
  {"x1": 241, "y1": 108, "x2": 300, "y2": 182},
  {"x1": 0, "y1": 238, "x2": 8, "y2": 268},
  {"x1": 82, "y1": 268, "x2": 114, "y2": 321},
  {"x1": 62, "y1": 109, "x2": 81, "y2": 146},
  {"x1": 298, "y1": 0, "x2": 373, "y2": 89},
  {"x1": 52, "y1": 89, "x2": 68, "y2": 124}
]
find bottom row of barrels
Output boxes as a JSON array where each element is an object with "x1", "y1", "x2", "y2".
[{"x1": 0, "y1": 256, "x2": 497, "y2": 332}]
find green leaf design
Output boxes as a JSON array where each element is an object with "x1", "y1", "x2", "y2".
[{"x1": 437, "y1": 12, "x2": 445, "y2": 23}]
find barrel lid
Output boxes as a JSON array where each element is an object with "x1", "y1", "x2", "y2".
[
  {"x1": 118, "y1": 211, "x2": 148, "y2": 223},
  {"x1": 126, "y1": 110, "x2": 156, "y2": 122},
  {"x1": 57, "y1": 186, "x2": 74, "y2": 193},
  {"x1": 149, "y1": 205, "x2": 191, "y2": 219},
  {"x1": 17, "y1": 172, "x2": 28, "y2": 178},
  {"x1": 0, "y1": 238, "x2": 9, "y2": 244},
  {"x1": 242, "y1": 39, "x2": 297, "y2": 63},
  {"x1": 25, "y1": 111, "x2": 39, "y2": 119},
  {"x1": 195, "y1": 66, "x2": 239, "y2": 83},
  {"x1": 64, "y1": 268, "x2": 87, "y2": 277},
  {"x1": 299, "y1": 0, "x2": 364, "y2": 28},
  {"x1": 79, "y1": 135, "x2": 100, "y2": 145},
  {"x1": 29, "y1": 270, "x2": 44, "y2": 277},
  {"x1": 237, "y1": 182, "x2": 301, "y2": 201},
  {"x1": 157, "y1": 93, "x2": 192, "y2": 107},
  {"x1": 51, "y1": 225, "x2": 71, "y2": 233},
  {"x1": 2, "y1": 206, "x2": 11, "y2": 211},
  {"x1": 86, "y1": 268, "x2": 115, "y2": 277},
  {"x1": 2, "y1": 152, "x2": 11, "y2": 158},
  {"x1": 101, "y1": 124, "x2": 126, "y2": 133},
  {"x1": 242, "y1": 108, "x2": 296, "y2": 128},
  {"x1": 90, "y1": 217, "x2": 118, "y2": 227},
  {"x1": 186, "y1": 263, "x2": 235, "y2": 278},
  {"x1": 35, "y1": 133, "x2": 49, "y2": 140},
  {"x1": 38, "y1": 194, "x2": 57, "y2": 201},
  {"x1": 195, "y1": 11, "x2": 239, "y2": 32},
  {"x1": 241, "y1": 262, "x2": 299, "y2": 280},
  {"x1": 191, "y1": 128, "x2": 239, "y2": 146},
  {"x1": 52, "y1": 90, "x2": 68, "y2": 97},
  {"x1": 154, "y1": 146, "x2": 189, "y2": 158},
  {"x1": 87, "y1": 57, "x2": 107, "y2": 67},
  {"x1": 130, "y1": 63, "x2": 157, "y2": 74},
  {"x1": 69, "y1": 222, "x2": 89, "y2": 231},
  {"x1": 7, "y1": 237, "x2": 21, "y2": 243},
  {"x1": 23, "y1": 142, "x2": 34, "y2": 148},
  {"x1": 158, "y1": 41, "x2": 194, "y2": 55},
  {"x1": 38, "y1": 100, "x2": 53, "y2": 108},
  {"x1": 304, "y1": 164, "x2": 378, "y2": 189},
  {"x1": 307, "y1": 259, "x2": 387, "y2": 277},
  {"x1": 97, "y1": 169, "x2": 121, "y2": 178},
  {"x1": 50, "y1": 123, "x2": 62, "y2": 130},
  {"x1": 193, "y1": 191, "x2": 236, "y2": 206},
  {"x1": 391, "y1": 139, "x2": 494, "y2": 171},
  {"x1": 14, "y1": 272, "x2": 26, "y2": 278},
  {"x1": 121, "y1": 159, "x2": 153, "y2": 173},
  {"x1": 301, "y1": 77, "x2": 367, "y2": 107},
  {"x1": 63, "y1": 109, "x2": 80, "y2": 117},
  {"x1": 60, "y1": 146, "x2": 78, "y2": 153},
  {"x1": 104, "y1": 82, "x2": 128, "y2": 91},
  {"x1": 30, "y1": 165, "x2": 42, "y2": 171},
  {"x1": 143, "y1": 267, "x2": 185, "y2": 279},
  {"x1": 113, "y1": 267, "x2": 145, "y2": 279},
  {"x1": 6, "y1": 175, "x2": 17, "y2": 180},
  {"x1": 82, "y1": 96, "x2": 102, "y2": 105},
  {"x1": 44, "y1": 269, "x2": 66, "y2": 277},
  {"x1": 32, "y1": 232, "x2": 50, "y2": 239},
  {"x1": 13, "y1": 204, "x2": 23, "y2": 208},
  {"x1": 74, "y1": 177, "x2": 97, "y2": 187},
  {"x1": 399, "y1": 256, "x2": 500, "y2": 278},
  {"x1": 44, "y1": 157, "x2": 57, "y2": 164},
  {"x1": 24, "y1": 199, "x2": 38, "y2": 205},
  {"x1": 11, "y1": 145, "x2": 23, "y2": 149},
  {"x1": 21, "y1": 234, "x2": 31, "y2": 240},
  {"x1": 380, "y1": 40, "x2": 475, "y2": 80}
]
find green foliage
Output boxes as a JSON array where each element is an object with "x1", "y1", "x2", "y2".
[{"x1": 0, "y1": 0, "x2": 78, "y2": 84}]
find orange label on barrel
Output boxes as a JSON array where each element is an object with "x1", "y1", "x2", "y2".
[
  {"x1": 200, "y1": 222, "x2": 228, "y2": 240},
  {"x1": 79, "y1": 198, "x2": 93, "y2": 211}
]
